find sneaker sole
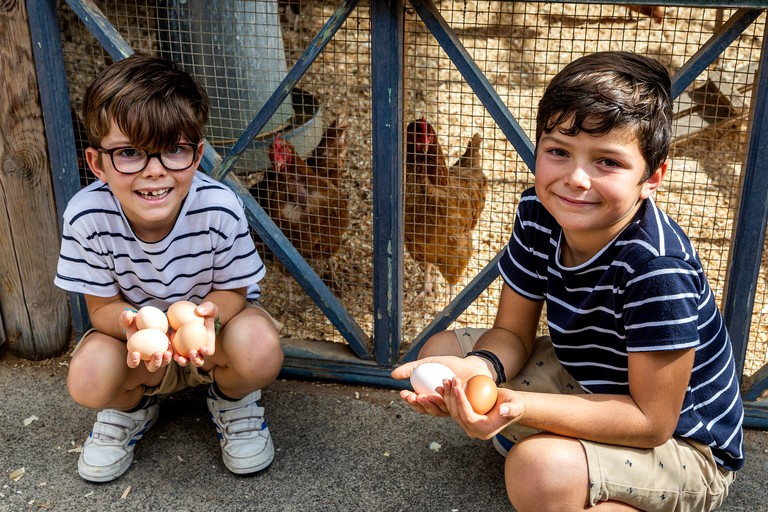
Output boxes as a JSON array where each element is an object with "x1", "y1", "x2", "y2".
[
  {"x1": 225, "y1": 436, "x2": 275, "y2": 475},
  {"x1": 78, "y1": 453, "x2": 134, "y2": 483}
]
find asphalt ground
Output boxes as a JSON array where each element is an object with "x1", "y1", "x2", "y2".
[{"x1": 2, "y1": 347, "x2": 767, "y2": 511}]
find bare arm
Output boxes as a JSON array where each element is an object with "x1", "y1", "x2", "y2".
[
  {"x1": 466, "y1": 284, "x2": 543, "y2": 384},
  {"x1": 505, "y1": 347, "x2": 694, "y2": 447},
  {"x1": 444, "y1": 339, "x2": 694, "y2": 448},
  {"x1": 84, "y1": 293, "x2": 135, "y2": 341}
]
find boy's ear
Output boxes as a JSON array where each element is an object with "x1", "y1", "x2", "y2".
[
  {"x1": 641, "y1": 160, "x2": 668, "y2": 199},
  {"x1": 194, "y1": 140, "x2": 206, "y2": 169},
  {"x1": 85, "y1": 147, "x2": 108, "y2": 183}
]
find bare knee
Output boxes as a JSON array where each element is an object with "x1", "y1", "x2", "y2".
[
  {"x1": 505, "y1": 434, "x2": 590, "y2": 512},
  {"x1": 67, "y1": 336, "x2": 129, "y2": 408},
  {"x1": 418, "y1": 330, "x2": 464, "y2": 358},
  {"x1": 216, "y1": 310, "x2": 283, "y2": 385}
]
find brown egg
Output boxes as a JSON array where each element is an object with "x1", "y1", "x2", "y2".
[
  {"x1": 173, "y1": 321, "x2": 208, "y2": 357},
  {"x1": 465, "y1": 374, "x2": 498, "y2": 415},
  {"x1": 127, "y1": 328, "x2": 169, "y2": 360},
  {"x1": 135, "y1": 305, "x2": 168, "y2": 333},
  {"x1": 167, "y1": 300, "x2": 203, "y2": 331}
]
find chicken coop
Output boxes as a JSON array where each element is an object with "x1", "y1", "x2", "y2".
[{"x1": 10, "y1": 0, "x2": 768, "y2": 425}]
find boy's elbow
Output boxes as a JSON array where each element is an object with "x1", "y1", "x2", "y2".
[{"x1": 636, "y1": 420, "x2": 678, "y2": 448}]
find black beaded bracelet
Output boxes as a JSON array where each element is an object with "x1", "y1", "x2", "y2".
[{"x1": 466, "y1": 349, "x2": 506, "y2": 386}]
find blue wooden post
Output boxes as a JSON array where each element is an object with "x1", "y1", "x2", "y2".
[
  {"x1": 27, "y1": 0, "x2": 89, "y2": 337},
  {"x1": 724, "y1": 18, "x2": 768, "y2": 380},
  {"x1": 370, "y1": 0, "x2": 405, "y2": 367}
]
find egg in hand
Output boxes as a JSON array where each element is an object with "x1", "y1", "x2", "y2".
[
  {"x1": 127, "y1": 328, "x2": 170, "y2": 360},
  {"x1": 172, "y1": 321, "x2": 208, "y2": 358},
  {"x1": 410, "y1": 362, "x2": 456, "y2": 395},
  {"x1": 135, "y1": 305, "x2": 169, "y2": 333},
  {"x1": 167, "y1": 300, "x2": 204, "y2": 331},
  {"x1": 464, "y1": 374, "x2": 498, "y2": 414}
]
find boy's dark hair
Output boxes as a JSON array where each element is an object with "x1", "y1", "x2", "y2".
[
  {"x1": 536, "y1": 51, "x2": 673, "y2": 178},
  {"x1": 82, "y1": 53, "x2": 209, "y2": 152}
]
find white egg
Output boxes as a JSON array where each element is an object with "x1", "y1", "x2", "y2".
[{"x1": 410, "y1": 362, "x2": 456, "y2": 395}]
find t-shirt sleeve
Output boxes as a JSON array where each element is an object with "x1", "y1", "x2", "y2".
[
  {"x1": 54, "y1": 208, "x2": 120, "y2": 298},
  {"x1": 622, "y1": 256, "x2": 702, "y2": 352}
]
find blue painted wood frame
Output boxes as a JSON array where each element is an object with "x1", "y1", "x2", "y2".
[
  {"x1": 29, "y1": 1, "x2": 768, "y2": 408},
  {"x1": 26, "y1": 0, "x2": 89, "y2": 336},
  {"x1": 727, "y1": 20, "x2": 768, "y2": 428},
  {"x1": 370, "y1": 0, "x2": 405, "y2": 367}
]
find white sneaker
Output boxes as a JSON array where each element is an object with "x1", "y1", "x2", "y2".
[
  {"x1": 78, "y1": 396, "x2": 159, "y2": 482},
  {"x1": 207, "y1": 386, "x2": 274, "y2": 474}
]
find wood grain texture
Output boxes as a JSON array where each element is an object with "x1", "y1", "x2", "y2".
[{"x1": 0, "y1": 0, "x2": 71, "y2": 358}]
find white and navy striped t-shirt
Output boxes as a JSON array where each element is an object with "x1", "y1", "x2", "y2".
[
  {"x1": 55, "y1": 171, "x2": 265, "y2": 311},
  {"x1": 499, "y1": 187, "x2": 744, "y2": 471}
]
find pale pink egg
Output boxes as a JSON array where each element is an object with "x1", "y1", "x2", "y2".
[
  {"x1": 167, "y1": 300, "x2": 203, "y2": 331},
  {"x1": 173, "y1": 321, "x2": 207, "y2": 357},
  {"x1": 135, "y1": 306, "x2": 168, "y2": 333},
  {"x1": 127, "y1": 328, "x2": 169, "y2": 360}
]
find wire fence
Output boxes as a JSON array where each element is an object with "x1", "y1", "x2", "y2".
[{"x1": 58, "y1": 1, "x2": 768, "y2": 375}]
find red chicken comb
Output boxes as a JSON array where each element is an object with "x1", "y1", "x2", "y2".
[{"x1": 269, "y1": 135, "x2": 294, "y2": 167}]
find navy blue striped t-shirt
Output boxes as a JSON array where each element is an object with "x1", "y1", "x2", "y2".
[{"x1": 499, "y1": 187, "x2": 744, "y2": 471}]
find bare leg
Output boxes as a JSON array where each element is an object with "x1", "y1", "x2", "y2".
[{"x1": 505, "y1": 434, "x2": 640, "y2": 512}]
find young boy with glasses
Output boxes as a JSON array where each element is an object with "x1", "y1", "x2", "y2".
[
  {"x1": 55, "y1": 54, "x2": 284, "y2": 482},
  {"x1": 393, "y1": 52, "x2": 743, "y2": 511}
]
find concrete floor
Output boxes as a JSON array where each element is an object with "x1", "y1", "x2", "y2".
[{"x1": 1, "y1": 348, "x2": 766, "y2": 511}]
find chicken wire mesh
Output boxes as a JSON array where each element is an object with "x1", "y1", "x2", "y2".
[{"x1": 58, "y1": 0, "x2": 768, "y2": 375}]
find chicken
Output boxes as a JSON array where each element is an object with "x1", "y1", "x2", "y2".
[
  {"x1": 305, "y1": 117, "x2": 348, "y2": 186},
  {"x1": 627, "y1": 5, "x2": 664, "y2": 23},
  {"x1": 404, "y1": 118, "x2": 487, "y2": 298},
  {"x1": 256, "y1": 122, "x2": 349, "y2": 309}
]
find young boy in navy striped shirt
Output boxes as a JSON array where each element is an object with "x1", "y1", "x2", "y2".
[
  {"x1": 393, "y1": 51, "x2": 743, "y2": 511},
  {"x1": 55, "y1": 54, "x2": 283, "y2": 482}
]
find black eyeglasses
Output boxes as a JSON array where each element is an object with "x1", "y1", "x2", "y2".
[{"x1": 96, "y1": 143, "x2": 199, "y2": 175}]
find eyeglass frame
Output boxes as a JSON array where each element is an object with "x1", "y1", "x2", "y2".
[{"x1": 95, "y1": 142, "x2": 201, "y2": 175}]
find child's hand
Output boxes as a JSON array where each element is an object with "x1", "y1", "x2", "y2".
[
  {"x1": 441, "y1": 378, "x2": 522, "y2": 440},
  {"x1": 119, "y1": 308, "x2": 139, "y2": 341},
  {"x1": 392, "y1": 356, "x2": 491, "y2": 417},
  {"x1": 126, "y1": 348, "x2": 173, "y2": 371},
  {"x1": 397, "y1": 387, "x2": 451, "y2": 416},
  {"x1": 171, "y1": 301, "x2": 218, "y2": 367}
]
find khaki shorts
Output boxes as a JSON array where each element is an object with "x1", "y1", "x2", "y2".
[
  {"x1": 453, "y1": 328, "x2": 734, "y2": 512},
  {"x1": 74, "y1": 303, "x2": 282, "y2": 396}
]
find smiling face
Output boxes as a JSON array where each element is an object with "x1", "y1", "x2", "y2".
[
  {"x1": 534, "y1": 123, "x2": 666, "y2": 266},
  {"x1": 86, "y1": 121, "x2": 203, "y2": 242}
]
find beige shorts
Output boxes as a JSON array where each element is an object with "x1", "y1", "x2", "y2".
[
  {"x1": 74, "y1": 303, "x2": 281, "y2": 396},
  {"x1": 453, "y1": 328, "x2": 734, "y2": 512}
]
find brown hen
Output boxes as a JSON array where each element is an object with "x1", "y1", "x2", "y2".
[
  {"x1": 259, "y1": 124, "x2": 349, "y2": 307},
  {"x1": 404, "y1": 118, "x2": 487, "y2": 297}
]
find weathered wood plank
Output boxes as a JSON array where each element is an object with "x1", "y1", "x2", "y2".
[{"x1": 0, "y1": 0, "x2": 70, "y2": 358}]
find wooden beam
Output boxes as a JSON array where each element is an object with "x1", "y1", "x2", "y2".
[{"x1": 0, "y1": 0, "x2": 70, "y2": 358}]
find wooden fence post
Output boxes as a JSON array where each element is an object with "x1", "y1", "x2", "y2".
[{"x1": 0, "y1": 0, "x2": 71, "y2": 359}]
